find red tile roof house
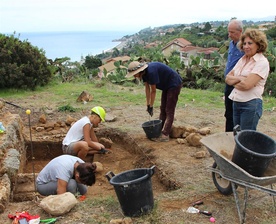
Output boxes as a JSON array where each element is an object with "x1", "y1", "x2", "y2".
[
  {"x1": 161, "y1": 37, "x2": 219, "y2": 66},
  {"x1": 161, "y1": 38, "x2": 192, "y2": 57},
  {"x1": 97, "y1": 56, "x2": 130, "y2": 78},
  {"x1": 180, "y1": 46, "x2": 219, "y2": 66}
]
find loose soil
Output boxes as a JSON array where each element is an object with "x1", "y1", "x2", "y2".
[{"x1": 1, "y1": 98, "x2": 276, "y2": 224}]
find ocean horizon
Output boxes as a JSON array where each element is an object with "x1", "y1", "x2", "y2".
[{"x1": 11, "y1": 31, "x2": 132, "y2": 62}]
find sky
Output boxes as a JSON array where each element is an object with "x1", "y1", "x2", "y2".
[{"x1": 0, "y1": 0, "x2": 275, "y2": 33}]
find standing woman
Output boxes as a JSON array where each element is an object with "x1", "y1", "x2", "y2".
[
  {"x1": 126, "y1": 61, "x2": 183, "y2": 142},
  {"x1": 225, "y1": 28, "x2": 269, "y2": 130}
]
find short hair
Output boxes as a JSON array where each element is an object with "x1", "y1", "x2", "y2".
[
  {"x1": 76, "y1": 162, "x2": 97, "y2": 186},
  {"x1": 228, "y1": 19, "x2": 243, "y2": 32},
  {"x1": 238, "y1": 28, "x2": 268, "y2": 53}
]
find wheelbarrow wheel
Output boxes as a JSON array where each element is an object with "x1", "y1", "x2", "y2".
[{"x1": 212, "y1": 162, "x2": 236, "y2": 195}]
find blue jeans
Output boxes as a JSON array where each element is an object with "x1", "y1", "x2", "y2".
[{"x1": 233, "y1": 99, "x2": 262, "y2": 131}]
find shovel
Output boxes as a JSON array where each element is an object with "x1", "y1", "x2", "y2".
[{"x1": 186, "y1": 206, "x2": 212, "y2": 216}]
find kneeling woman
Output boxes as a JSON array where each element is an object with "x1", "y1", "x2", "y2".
[{"x1": 36, "y1": 155, "x2": 97, "y2": 196}]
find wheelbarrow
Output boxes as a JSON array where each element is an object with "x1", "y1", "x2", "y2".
[{"x1": 200, "y1": 131, "x2": 276, "y2": 224}]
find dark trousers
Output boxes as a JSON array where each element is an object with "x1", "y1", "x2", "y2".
[
  {"x1": 224, "y1": 84, "x2": 234, "y2": 132},
  {"x1": 159, "y1": 84, "x2": 182, "y2": 136}
]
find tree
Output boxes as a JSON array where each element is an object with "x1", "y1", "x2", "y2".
[
  {"x1": 84, "y1": 55, "x2": 102, "y2": 69},
  {"x1": 112, "y1": 48, "x2": 120, "y2": 57},
  {"x1": 204, "y1": 22, "x2": 212, "y2": 32},
  {"x1": 266, "y1": 26, "x2": 276, "y2": 39},
  {"x1": 0, "y1": 33, "x2": 52, "y2": 90}
]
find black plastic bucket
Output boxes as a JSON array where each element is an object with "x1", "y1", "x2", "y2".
[
  {"x1": 106, "y1": 166, "x2": 155, "y2": 217},
  {"x1": 232, "y1": 129, "x2": 276, "y2": 177},
  {"x1": 142, "y1": 119, "x2": 162, "y2": 139}
]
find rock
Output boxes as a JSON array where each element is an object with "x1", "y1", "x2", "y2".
[
  {"x1": 194, "y1": 150, "x2": 206, "y2": 158},
  {"x1": 105, "y1": 113, "x2": 117, "y2": 122},
  {"x1": 35, "y1": 126, "x2": 44, "y2": 132},
  {"x1": 184, "y1": 125, "x2": 197, "y2": 133},
  {"x1": 44, "y1": 109, "x2": 54, "y2": 114},
  {"x1": 176, "y1": 138, "x2": 185, "y2": 144},
  {"x1": 65, "y1": 115, "x2": 77, "y2": 126},
  {"x1": 110, "y1": 219, "x2": 123, "y2": 224},
  {"x1": 0, "y1": 174, "x2": 11, "y2": 213},
  {"x1": 39, "y1": 114, "x2": 47, "y2": 124},
  {"x1": 170, "y1": 125, "x2": 186, "y2": 138},
  {"x1": 44, "y1": 122, "x2": 56, "y2": 130},
  {"x1": 99, "y1": 137, "x2": 113, "y2": 149},
  {"x1": 94, "y1": 161, "x2": 103, "y2": 172},
  {"x1": 181, "y1": 132, "x2": 188, "y2": 138},
  {"x1": 186, "y1": 133, "x2": 202, "y2": 147},
  {"x1": 123, "y1": 217, "x2": 133, "y2": 224},
  {"x1": 76, "y1": 91, "x2": 93, "y2": 102},
  {"x1": 39, "y1": 192, "x2": 78, "y2": 216},
  {"x1": 197, "y1": 127, "x2": 211, "y2": 135}
]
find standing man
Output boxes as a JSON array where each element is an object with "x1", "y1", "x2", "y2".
[
  {"x1": 224, "y1": 19, "x2": 244, "y2": 132},
  {"x1": 126, "y1": 61, "x2": 183, "y2": 142}
]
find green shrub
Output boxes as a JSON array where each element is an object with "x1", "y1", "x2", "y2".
[
  {"x1": 264, "y1": 71, "x2": 276, "y2": 97},
  {"x1": 0, "y1": 33, "x2": 52, "y2": 90},
  {"x1": 58, "y1": 104, "x2": 76, "y2": 112}
]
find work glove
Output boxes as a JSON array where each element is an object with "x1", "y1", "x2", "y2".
[{"x1": 147, "y1": 105, "x2": 153, "y2": 116}]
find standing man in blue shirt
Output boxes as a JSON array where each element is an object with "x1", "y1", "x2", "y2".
[
  {"x1": 126, "y1": 61, "x2": 183, "y2": 142},
  {"x1": 224, "y1": 19, "x2": 244, "y2": 132}
]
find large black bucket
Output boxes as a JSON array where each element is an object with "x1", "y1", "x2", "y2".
[
  {"x1": 106, "y1": 166, "x2": 155, "y2": 217},
  {"x1": 142, "y1": 119, "x2": 162, "y2": 139},
  {"x1": 232, "y1": 128, "x2": 276, "y2": 177}
]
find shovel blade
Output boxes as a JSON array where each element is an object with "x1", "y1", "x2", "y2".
[{"x1": 186, "y1": 207, "x2": 199, "y2": 213}]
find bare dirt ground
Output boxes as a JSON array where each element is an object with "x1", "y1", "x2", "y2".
[{"x1": 1, "y1": 98, "x2": 276, "y2": 224}]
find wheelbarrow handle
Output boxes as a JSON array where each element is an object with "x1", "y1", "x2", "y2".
[
  {"x1": 105, "y1": 171, "x2": 115, "y2": 181},
  {"x1": 199, "y1": 210, "x2": 212, "y2": 216},
  {"x1": 148, "y1": 165, "x2": 156, "y2": 176},
  {"x1": 233, "y1": 125, "x2": 241, "y2": 136},
  {"x1": 192, "y1": 200, "x2": 204, "y2": 206}
]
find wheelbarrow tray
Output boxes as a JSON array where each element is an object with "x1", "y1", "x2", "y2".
[{"x1": 200, "y1": 132, "x2": 276, "y2": 186}]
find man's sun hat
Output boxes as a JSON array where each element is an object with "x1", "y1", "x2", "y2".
[
  {"x1": 125, "y1": 61, "x2": 148, "y2": 78},
  {"x1": 91, "y1": 106, "x2": 106, "y2": 122}
]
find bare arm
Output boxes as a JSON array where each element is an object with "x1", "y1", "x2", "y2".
[
  {"x1": 144, "y1": 82, "x2": 156, "y2": 106},
  {"x1": 89, "y1": 127, "x2": 98, "y2": 142},
  {"x1": 145, "y1": 82, "x2": 151, "y2": 105},
  {"x1": 83, "y1": 124, "x2": 104, "y2": 150},
  {"x1": 150, "y1": 84, "x2": 157, "y2": 107},
  {"x1": 225, "y1": 70, "x2": 242, "y2": 86},
  {"x1": 234, "y1": 73, "x2": 262, "y2": 91},
  {"x1": 57, "y1": 179, "x2": 68, "y2": 194},
  {"x1": 226, "y1": 69, "x2": 262, "y2": 91}
]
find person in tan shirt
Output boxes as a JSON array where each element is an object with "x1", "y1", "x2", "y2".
[{"x1": 225, "y1": 28, "x2": 269, "y2": 130}]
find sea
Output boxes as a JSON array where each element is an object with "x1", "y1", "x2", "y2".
[{"x1": 12, "y1": 31, "x2": 133, "y2": 62}]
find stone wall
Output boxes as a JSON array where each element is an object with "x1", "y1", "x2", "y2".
[{"x1": 0, "y1": 112, "x2": 25, "y2": 212}]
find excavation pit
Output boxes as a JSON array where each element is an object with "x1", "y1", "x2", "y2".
[{"x1": 14, "y1": 128, "x2": 169, "y2": 203}]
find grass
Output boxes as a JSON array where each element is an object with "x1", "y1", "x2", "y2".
[
  {"x1": 1, "y1": 80, "x2": 276, "y2": 223},
  {"x1": 1, "y1": 81, "x2": 275, "y2": 111}
]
